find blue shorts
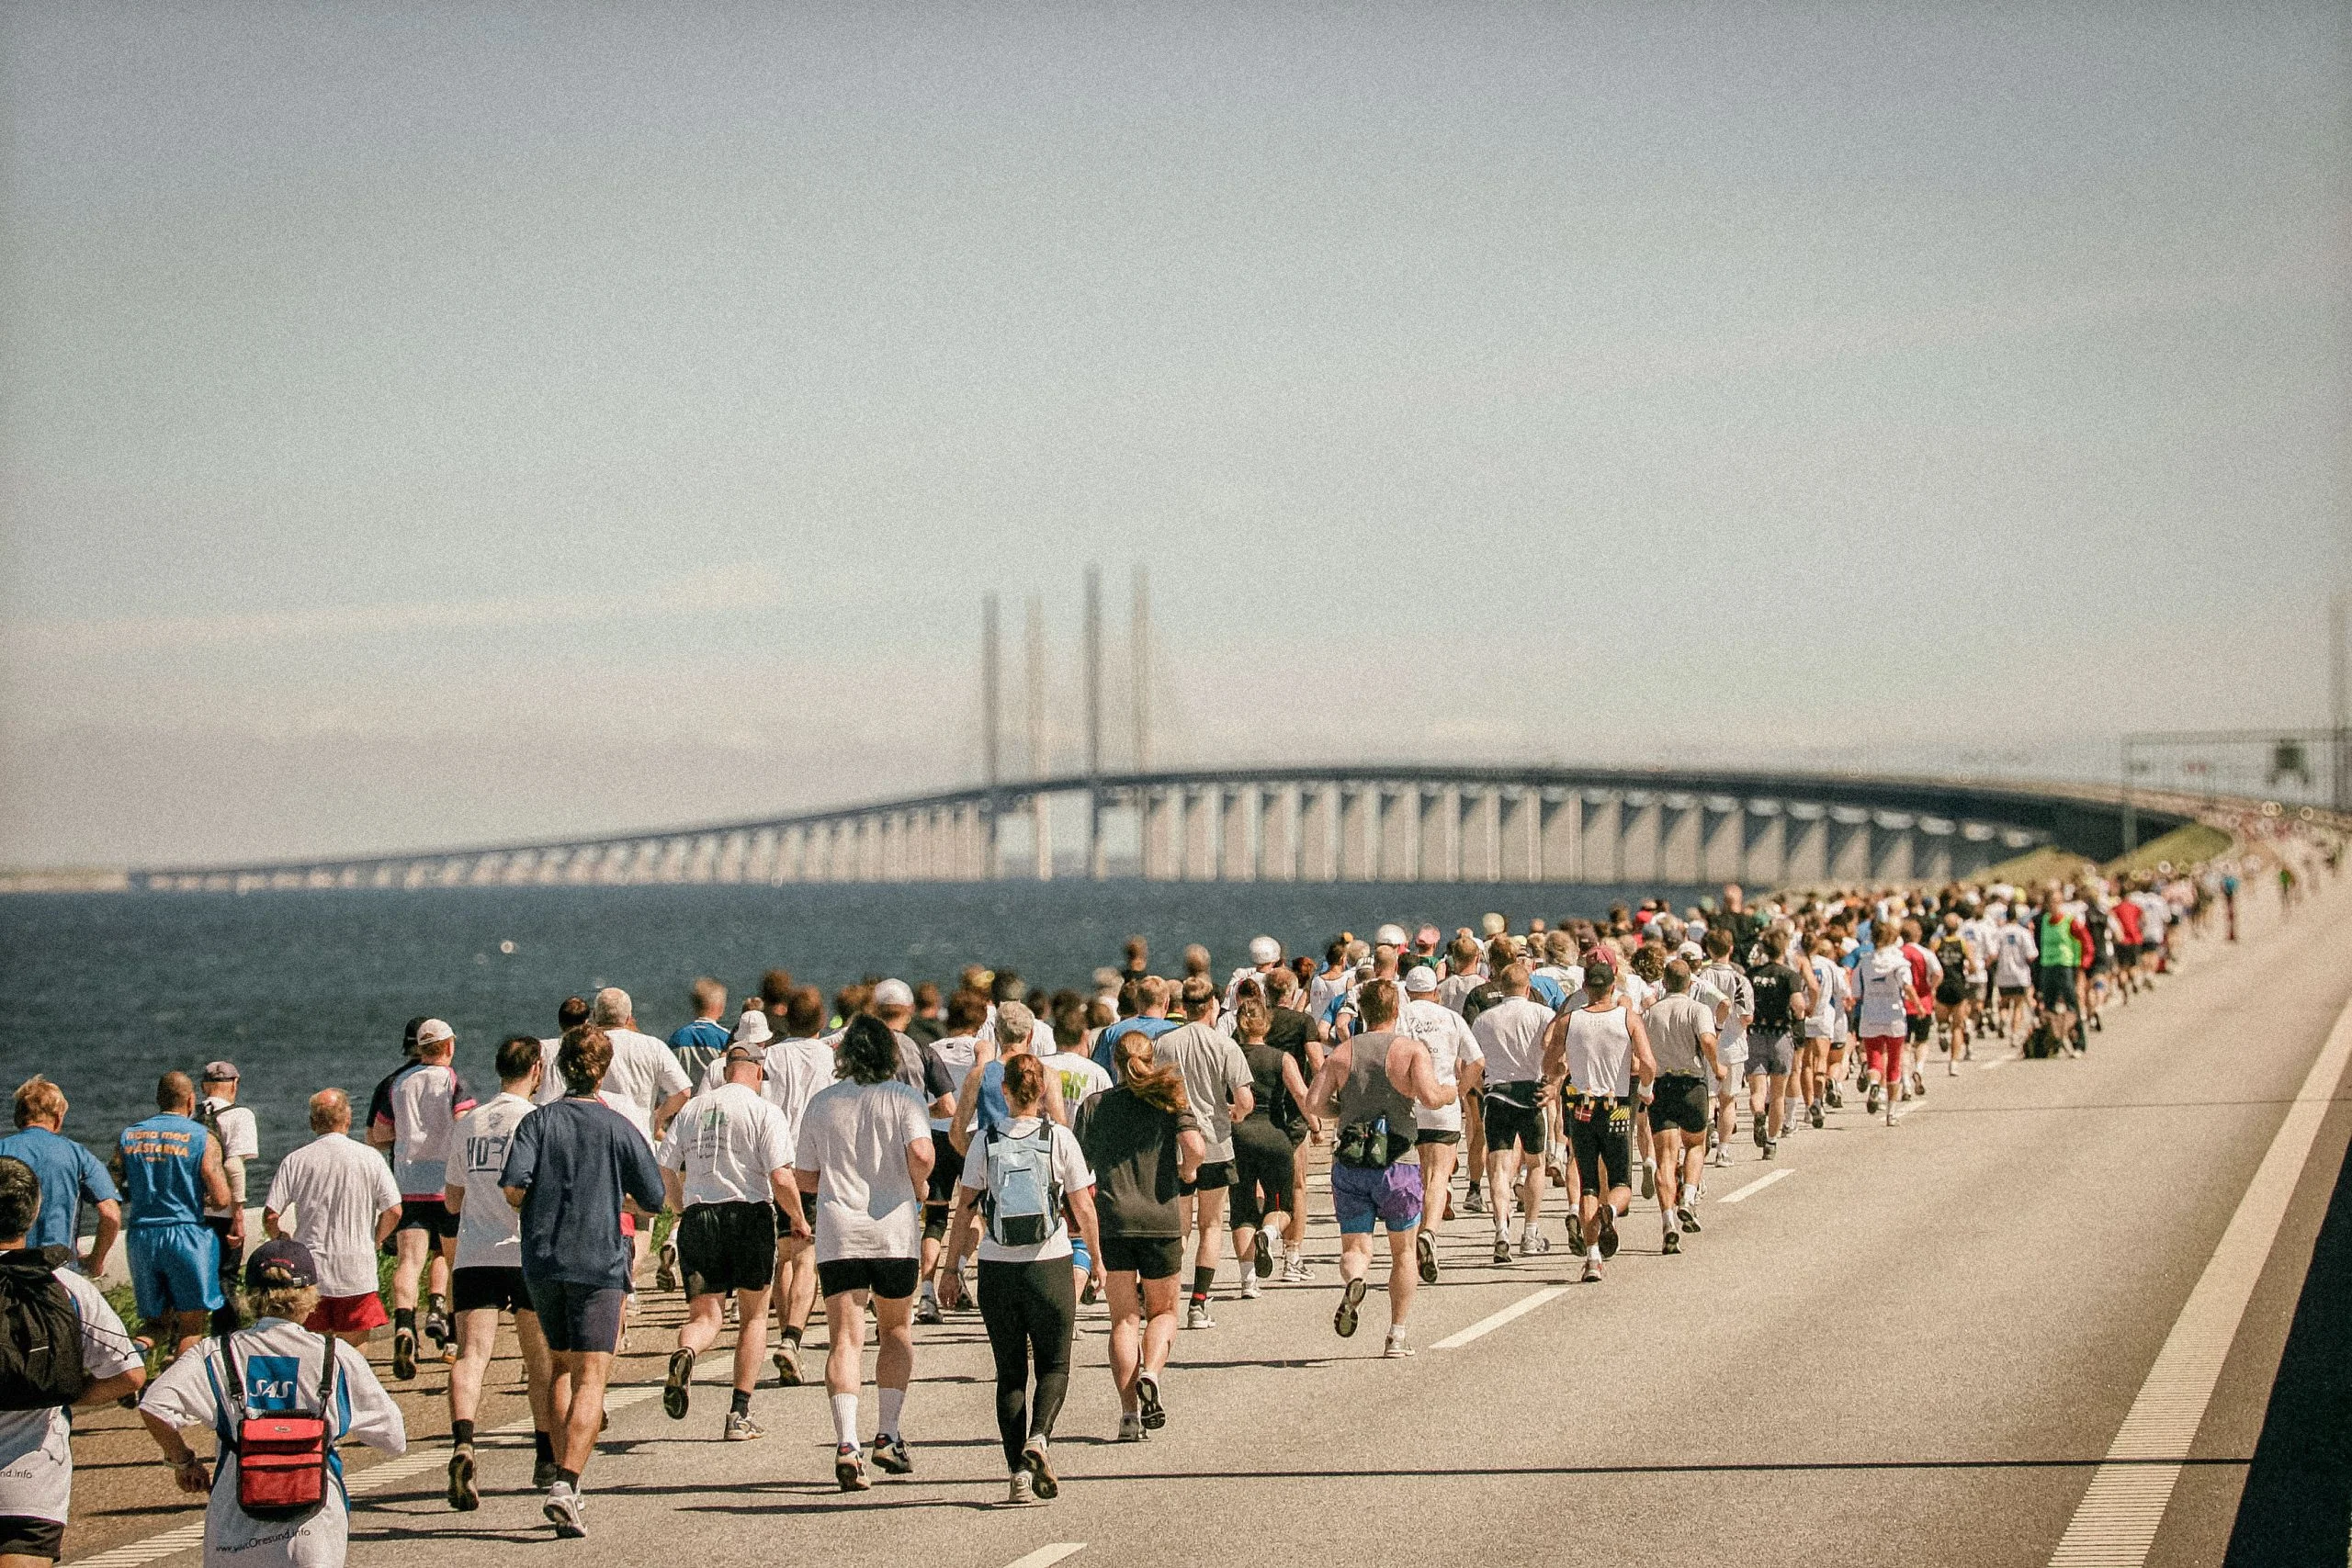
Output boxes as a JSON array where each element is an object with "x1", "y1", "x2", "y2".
[
  {"x1": 1069, "y1": 1235, "x2": 1091, "y2": 1275},
  {"x1": 1330, "y1": 1162, "x2": 1423, "y2": 1235},
  {"x1": 127, "y1": 1224, "x2": 224, "y2": 1320}
]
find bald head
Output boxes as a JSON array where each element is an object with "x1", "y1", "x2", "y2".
[
  {"x1": 309, "y1": 1089, "x2": 352, "y2": 1134},
  {"x1": 155, "y1": 1071, "x2": 195, "y2": 1113}
]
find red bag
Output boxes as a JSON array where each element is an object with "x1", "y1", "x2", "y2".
[{"x1": 218, "y1": 1333, "x2": 338, "y2": 1520}]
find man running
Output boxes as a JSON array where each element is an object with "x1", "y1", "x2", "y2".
[
  {"x1": 1396, "y1": 965, "x2": 1482, "y2": 1282},
  {"x1": 118, "y1": 1073, "x2": 234, "y2": 1357},
  {"x1": 662, "y1": 1043, "x2": 808, "y2": 1442},
  {"x1": 445, "y1": 1038, "x2": 554, "y2": 1504},
  {"x1": 1304, "y1": 979, "x2": 1456, "y2": 1358},
  {"x1": 1471, "y1": 963, "x2": 1556, "y2": 1264},
  {"x1": 262, "y1": 1089, "x2": 400, "y2": 1348},
  {"x1": 1744, "y1": 933, "x2": 1810, "y2": 1156},
  {"x1": 370, "y1": 1017, "x2": 475, "y2": 1378},
  {"x1": 1695, "y1": 931, "x2": 1752, "y2": 1165},
  {"x1": 757, "y1": 985, "x2": 833, "y2": 1386},
  {"x1": 1640, "y1": 962, "x2": 1719, "y2": 1254},
  {"x1": 1545, "y1": 957, "x2": 1656, "y2": 1283},
  {"x1": 1153, "y1": 977, "x2": 1253, "y2": 1329},
  {"x1": 193, "y1": 1063, "x2": 257, "y2": 1334}
]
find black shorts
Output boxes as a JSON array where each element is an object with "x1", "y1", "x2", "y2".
[
  {"x1": 1905, "y1": 1013, "x2": 1933, "y2": 1043},
  {"x1": 1179, "y1": 1160, "x2": 1234, "y2": 1195},
  {"x1": 924, "y1": 1149, "x2": 960, "y2": 1212},
  {"x1": 1483, "y1": 1093, "x2": 1546, "y2": 1153},
  {"x1": 0, "y1": 1517, "x2": 63, "y2": 1562},
  {"x1": 525, "y1": 1280, "x2": 627, "y2": 1354},
  {"x1": 1097, "y1": 1235, "x2": 1184, "y2": 1280},
  {"x1": 1998, "y1": 984, "x2": 2029, "y2": 999},
  {"x1": 451, "y1": 1266, "x2": 531, "y2": 1315},
  {"x1": 679, "y1": 1201, "x2": 779, "y2": 1297},
  {"x1": 1228, "y1": 1135, "x2": 1296, "y2": 1231},
  {"x1": 1568, "y1": 1100, "x2": 1632, "y2": 1193},
  {"x1": 397, "y1": 1198, "x2": 459, "y2": 1240},
  {"x1": 1648, "y1": 1077, "x2": 1709, "y2": 1137},
  {"x1": 1414, "y1": 1128, "x2": 1462, "y2": 1147},
  {"x1": 1934, "y1": 978, "x2": 1967, "y2": 1007},
  {"x1": 2037, "y1": 968, "x2": 2078, "y2": 1011},
  {"x1": 816, "y1": 1256, "x2": 921, "y2": 1301}
]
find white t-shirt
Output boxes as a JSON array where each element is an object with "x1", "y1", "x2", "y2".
[
  {"x1": 451, "y1": 1093, "x2": 533, "y2": 1271},
  {"x1": 389, "y1": 1062, "x2": 469, "y2": 1197},
  {"x1": 924, "y1": 1035, "x2": 980, "y2": 1133},
  {"x1": 1805, "y1": 955, "x2": 1848, "y2": 1040},
  {"x1": 534, "y1": 1038, "x2": 565, "y2": 1106},
  {"x1": 600, "y1": 1027, "x2": 693, "y2": 1131},
  {"x1": 1471, "y1": 995, "x2": 1554, "y2": 1086},
  {"x1": 0, "y1": 1267, "x2": 141, "y2": 1524},
  {"x1": 264, "y1": 1133, "x2": 403, "y2": 1299},
  {"x1": 660, "y1": 1083, "x2": 795, "y2": 1208},
  {"x1": 794, "y1": 1078, "x2": 932, "y2": 1263},
  {"x1": 1857, "y1": 948, "x2": 1913, "y2": 1036},
  {"x1": 199, "y1": 1098, "x2": 260, "y2": 1217},
  {"x1": 1397, "y1": 998, "x2": 1483, "y2": 1133},
  {"x1": 956, "y1": 1116, "x2": 1095, "y2": 1264},
  {"x1": 1695, "y1": 964, "x2": 1754, "y2": 1063},
  {"x1": 139, "y1": 1320, "x2": 405, "y2": 1568},
  {"x1": 1040, "y1": 1049, "x2": 1113, "y2": 1114},
  {"x1": 1434, "y1": 971, "x2": 1484, "y2": 1015},
  {"x1": 1995, "y1": 924, "x2": 2037, "y2": 987},
  {"x1": 761, "y1": 1036, "x2": 837, "y2": 1139}
]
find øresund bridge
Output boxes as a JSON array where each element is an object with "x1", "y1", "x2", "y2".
[{"x1": 129, "y1": 763, "x2": 2195, "y2": 895}]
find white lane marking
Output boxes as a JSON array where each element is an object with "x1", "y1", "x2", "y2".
[
  {"x1": 1979, "y1": 1055, "x2": 2012, "y2": 1072},
  {"x1": 1001, "y1": 1546, "x2": 1087, "y2": 1568},
  {"x1": 2047, "y1": 991, "x2": 2352, "y2": 1568},
  {"x1": 1430, "y1": 1286, "x2": 1571, "y2": 1349},
  {"x1": 1717, "y1": 1168, "x2": 1792, "y2": 1205},
  {"x1": 77, "y1": 1383, "x2": 663, "y2": 1564},
  {"x1": 1890, "y1": 1096, "x2": 1922, "y2": 1122}
]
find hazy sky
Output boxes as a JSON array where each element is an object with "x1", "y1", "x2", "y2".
[{"x1": 4, "y1": 4, "x2": 2346, "y2": 867}]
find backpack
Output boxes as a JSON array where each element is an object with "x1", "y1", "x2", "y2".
[
  {"x1": 0, "y1": 1247, "x2": 89, "y2": 1411},
  {"x1": 2022, "y1": 1018, "x2": 2064, "y2": 1060},
  {"x1": 978, "y1": 1126, "x2": 1063, "y2": 1248},
  {"x1": 216, "y1": 1330, "x2": 339, "y2": 1520}
]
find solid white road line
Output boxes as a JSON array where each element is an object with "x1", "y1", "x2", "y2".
[
  {"x1": 1431, "y1": 1287, "x2": 1572, "y2": 1350},
  {"x1": 1717, "y1": 1168, "x2": 1792, "y2": 1205},
  {"x1": 2046, "y1": 991, "x2": 2352, "y2": 1568},
  {"x1": 1001, "y1": 1545, "x2": 1087, "y2": 1568}
]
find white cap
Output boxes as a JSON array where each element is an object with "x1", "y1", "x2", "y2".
[
  {"x1": 1678, "y1": 942, "x2": 1704, "y2": 961},
  {"x1": 1248, "y1": 935, "x2": 1281, "y2": 965},
  {"x1": 1402, "y1": 966, "x2": 1439, "y2": 994},
  {"x1": 415, "y1": 1018, "x2": 454, "y2": 1046},
  {"x1": 731, "y1": 1010, "x2": 773, "y2": 1046},
  {"x1": 1374, "y1": 923, "x2": 1408, "y2": 948},
  {"x1": 872, "y1": 978, "x2": 914, "y2": 1010}
]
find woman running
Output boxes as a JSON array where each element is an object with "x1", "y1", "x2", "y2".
[
  {"x1": 1072, "y1": 1034, "x2": 1204, "y2": 1441},
  {"x1": 1227, "y1": 994, "x2": 1310, "y2": 1299},
  {"x1": 939, "y1": 1054, "x2": 1100, "y2": 1505}
]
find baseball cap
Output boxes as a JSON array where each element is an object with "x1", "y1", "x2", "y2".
[
  {"x1": 244, "y1": 1237, "x2": 320, "y2": 1292},
  {"x1": 1414, "y1": 925, "x2": 1441, "y2": 951},
  {"x1": 873, "y1": 978, "x2": 915, "y2": 1010},
  {"x1": 730, "y1": 1010, "x2": 773, "y2": 1046},
  {"x1": 1479, "y1": 913, "x2": 1508, "y2": 938},
  {"x1": 1248, "y1": 935, "x2": 1281, "y2": 965},
  {"x1": 415, "y1": 1019, "x2": 454, "y2": 1047},
  {"x1": 1374, "y1": 923, "x2": 1408, "y2": 949},
  {"x1": 199, "y1": 1060, "x2": 239, "y2": 1083},
  {"x1": 723, "y1": 1043, "x2": 766, "y2": 1067},
  {"x1": 1402, "y1": 967, "x2": 1439, "y2": 994},
  {"x1": 1678, "y1": 942, "x2": 1704, "y2": 961}
]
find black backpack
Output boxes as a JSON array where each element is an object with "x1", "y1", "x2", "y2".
[{"x1": 0, "y1": 1247, "x2": 91, "y2": 1411}]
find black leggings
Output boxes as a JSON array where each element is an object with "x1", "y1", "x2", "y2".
[{"x1": 977, "y1": 1258, "x2": 1077, "y2": 1470}]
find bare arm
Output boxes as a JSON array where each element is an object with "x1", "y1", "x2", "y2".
[
  {"x1": 1304, "y1": 1042, "x2": 1352, "y2": 1122},
  {"x1": 950, "y1": 1065, "x2": 985, "y2": 1157},
  {"x1": 86, "y1": 1200, "x2": 121, "y2": 1274},
  {"x1": 1626, "y1": 1007, "x2": 1657, "y2": 1089},
  {"x1": 661, "y1": 1168, "x2": 684, "y2": 1214},
  {"x1": 1279, "y1": 1053, "x2": 1311, "y2": 1107},
  {"x1": 1175, "y1": 1127, "x2": 1205, "y2": 1183},
  {"x1": 80, "y1": 1366, "x2": 143, "y2": 1407},
  {"x1": 375, "y1": 1203, "x2": 400, "y2": 1247},
  {"x1": 1540, "y1": 1011, "x2": 1570, "y2": 1093},
  {"x1": 768, "y1": 1168, "x2": 809, "y2": 1237},
  {"x1": 652, "y1": 1089, "x2": 689, "y2": 1140},
  {"x1": 141, "y1": 1410, "x2": 213, "y2": 1495},
  {"x1": 503, "y1": 1184, "x2": 528, "y2": 1211},
  {"x1": 905, "y1": 1134, "x2": 936, "y2": 1197}
]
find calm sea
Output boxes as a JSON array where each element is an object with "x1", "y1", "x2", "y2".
[{"x1": 0, "y1": 880, "x2": 1699, "y2": 1186}]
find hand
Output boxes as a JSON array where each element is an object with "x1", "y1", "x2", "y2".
[
  {"x1": 170, "y1": 1454, "x2": 210, "y2": 1494},
  {"x1": 937, "y1": 1269, "x2": 964, "y2": 1311},
  {"x1": 786, "y1": 1215, "x2": 811, "y2": 1241}
]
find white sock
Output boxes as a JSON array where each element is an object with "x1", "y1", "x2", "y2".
[
  {"x1": 878, "y1": 1386, "x2": 905, "y2": 1438},
  {"x1": 920, "y1": 1278, "x2": 937, "y2": 1303},
  {"x1": 1587, "y1": 1244, "x2": 1601, "y2": 1261},
  {"x1": 830, "y1": 1393, "x2": 858, "y2": 1449}
]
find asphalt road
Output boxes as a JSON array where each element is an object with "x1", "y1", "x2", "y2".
[{"x1": 64, "y1": 869, "x2": 2352, "y2": 1567}]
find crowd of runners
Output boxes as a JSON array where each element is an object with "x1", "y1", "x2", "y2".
[{"x1": 0, "y1": 858, "x2": 2289, "y2": 1562}]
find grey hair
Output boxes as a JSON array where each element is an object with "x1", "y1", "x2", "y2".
[
  {"x1": 309, "y1": 1088, "x2": 351, "y2": 1134},
  {"x1": 592, "y1": 987, "x2": 633, "y2": 1028}
]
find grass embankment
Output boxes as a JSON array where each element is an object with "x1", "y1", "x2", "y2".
[{"x1": 1975, "y1": 820, "x2": 2236, "y2": 890}]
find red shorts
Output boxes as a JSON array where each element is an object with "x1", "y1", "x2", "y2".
[
  {"x1": 1861, "y1": 1035, "x2": 1906, "y2": 1082},
  {"x1": 618, "y1": 1213, "x2": 637, "y2": 1239},
  {"x1": 305, "y1": 1292, "x2": 390, "y2": 1335}
]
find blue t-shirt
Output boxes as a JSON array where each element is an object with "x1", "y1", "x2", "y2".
[
  {"x1": 118, "y1": 1113, "x2": 209, "y2": 1230},
  {"x1": 668, "y1": 1019, "x2": 731, "y2": 1080},
  {"x1": 0, "y1": 1126, "x2": 119, "y2": 1250},
  {"x1": 1091, "y1": 1015, "x2": 1177, "y2": 1074},
  {"x1": 1529, "y1": 974, "x2": 1570, "y2": 1010},
  {"x1": 498, "y1": 1098, "x2": 665, "y2": 1290}
]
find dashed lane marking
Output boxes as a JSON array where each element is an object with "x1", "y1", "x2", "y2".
[
  {"x1": 2046, "y1": 990, "x2": 2352, "y2": 1568},
  {"x1": 1430, "y1": 1287, "x2": 1571, "y2": 1350},
  {"x1": 1001, "y1": 1545, "x2": 1087, "y2": 1568},
  {"x1": 1717, "y1": 1168, "x2": 1792, "y2": 1205}
]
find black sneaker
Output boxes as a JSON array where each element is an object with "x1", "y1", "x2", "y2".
[
  {"x1": 532, "y1": 1457, "x2": 559, "y2": 1490},
  {"x1": 1136, "y1": 1371, "x2": 1167, "y2": 1430},
  {"x1": 1762, "y1": 1139, "x2": 1777, "y2": 1161},
  {"x1": 1333, "y1": 1277, "x2": 1367, "y2": 1338},
  {"x1": 1662, "y1": 1229, "x2": 1680, "y2": 1255},
  {"x1": 1810, "y1": 1101, "x2": 1825, "y2": 1130},
  {"x1": 663, "y1": 1348, "x2": 695, "y2": 1420},
  {"x1": 1253, "y1": 1231, "x2": 1272, "y2": 1279},
  {"x1": 391, "y1": 1327, "x2": 417, "y2": 1382},
  {"x1": 1415, "y1": 1231, "x2": 1438, "y2": 1285},
  {"x1": 1827, "y1": 1085, "x2": 1844, "y2": 1110},
  {"x1": 447, "y1": 1448, "x2": 478, "y2": 1512},
  {"x1": 1598, "y1": 1207, "x2": 1619, "y2": 1260},
  {"x1": 1753, "y1": 1116, "x2": 1770, "y2": 1151}
]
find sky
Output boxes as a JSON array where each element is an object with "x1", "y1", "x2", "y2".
[{"x1": 3, "y1": 3, "x2": 2346, "y2": 868}]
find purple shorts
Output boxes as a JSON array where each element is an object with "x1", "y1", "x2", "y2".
[{"x1": 1330, "y1": 1161, "x2": 1423, "y2": 1235}]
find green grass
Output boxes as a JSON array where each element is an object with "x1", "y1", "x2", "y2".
[{"x1": 2105, "y1": 821, "x2": 2233, "y2": 877}]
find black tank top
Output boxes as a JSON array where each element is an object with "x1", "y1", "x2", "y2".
[{"x1": 1241, "y1": 1040, "x2": 1301, "y2": 1137}]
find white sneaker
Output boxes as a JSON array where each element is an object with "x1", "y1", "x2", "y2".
[
  {"x1": 1116, "y1": 1412, "x2": 1148, "y2": 1442},
  {"x1": 1282, "y1": 1258, "x2": 1314, "y2": 1283},
  {"x1": 1184, "y1": 1302, "x2": 1216, "y2": 1330},
  {"x1": 1005, "y1": 1470, "x2": 1038, "y2": 1506},
  {"x1": 1238, "y1": 1275, "x2": 1261, "y2": 1300},
  {"x1": 1383, "y1": 1330, "x2": 1414, "y2": 1359},
  {"x1": 543, "y1": 1481, "x2": 586, "y2": 1538}
]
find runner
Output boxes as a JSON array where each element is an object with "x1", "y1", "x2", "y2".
[
  {"x1": 1152, "y1": 977, "x2": 1253, "y2": 1330},
  {"x1": 1744, "y1": 932, "x2": 1809, "y2": 1156},
  {"x1": 260, "y1": 1089, "x2": 400, "y2": 1348},
  {"x1": 1396, "y1": 965, "x2": 1483, "y2": 1283},
  {"x1": 117, "y1": 1073, "x2": 234, "y2": 1357},
  {"x1": 1803, "y1": 933, "x2": 1849, "y2": 1122},
  {"x1": 1993, "y1": 907, "x2": 2038, "y2": 1042},
  {"x1": 1471, "y1": 963, "x2": 1556, "y2": 1265},
  {"x1": 914, "y1": 989, "x2": 987, "y2": 1324},
  {"x1": 1072, "y1": 1034, "x2": 1203, "y2": 1440},
  {"x1": 793, "y1": 1016, "x2": 933, "y2": 1493},
  {"x1": 660, "y1": 1043, "x2": 808, "y2": 1443},
  {"x1": 1261, "y1": 967, "x2": 1327, "y2": 1277},
  {"x1": 193, "y1": 1063, "x2": 257, "y2": 1335},
  {"x1": 0, "y1": 1077, "x2": 120, "y2": 1274},
  {"x1": 757, "y1": 985, "x2": 833, "y2": 1388},
  {"x1": 1856, "y1": 931, "x2": 1921, "y2": 1124},
  {"x1": 1694, "y1": 931, "x2": 1753, "y2": 1166},
  {"x1": 1931, "y1": 913, "x2": 1974, "y2": 1072},
  {"x1": 937, "y1": 1054, "x2": 1100, "y2": 1505},
  {"x1": 1546, "y1": 956, "x2": 1656, "y2": 1283},
  {"x1": 667, "y1": 977, "x2": 734, "y2": 1084},
  {"x1": 1641, "y1": 961, "x2": 1720, "y2": 1254},
  {"x1": 368, "y1": 1018, "x2": 474, "y2": 1381},
  {"x1": 498, "y1": 1026, "x2": 667, "y2": 1538},
  {"x1": 1303, "y1": 979, "x2": 1456, "y2": 1357},
  {"x1": 1226, "y1": 994, "x2": 1309, "y2": 1300},
  {"x1": 443, "y1": 1037, "x2": 555, "y2": 1505}
]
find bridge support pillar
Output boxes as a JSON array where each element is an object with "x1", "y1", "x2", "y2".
[
  {"x1": 1498, "y1": 790, "x2": 1535, "y2": 882},
  {"x1": 1539, "y1": 792, "x2": 1573, "y2": 882},
  {"x1": 1461, "y1": 788, "x2": 1499, "y2": 881},
  {"x1": 1661, "y1": 795, "x2": 1702, "y2": 883},
  {"x1": 1740, "y1": 807, "x2": 1783, "y2": 889},
  {"x1": 1300, "y1": 786, "x2": 1336, "y2": 881},
  {"x1": 1917, "y1": 821, "x2": 1954, "y2": 885},
  {"x1": 1032, "y1": 796, "x2": 1054, "y2": 882},
  {"x1": 1259, "y1": 787, "x2": 1295, "y2": 880},
  {"x1": 1617, "y1": 795, "x2": 1657, "y2": 885},
  {"x1": 1183, "y1": 789, "x2": 1216, "y2": 881},
  {"x1": 1781, "y1": 807, "x2": 1825, "y2": 886},
  {"x1": 1338, "y1": 788, "x2": 1372, "y2": 882},
  {"x1": 1419, "y1": 788, "x2": 1452, "y2": 882},
  {"x1": 1581, "y1": 793, "x2": 1621, "y2": 882},
  {"x1": 1375, "y1": 789, "x2": 1409, "y2": 882},
  {"x1": 1826, "y1": 809, "x2": 1871, "y2": 885},
  {"x1": 1220, "y1": 790, "x2": 1253, "y2": 881},
  {"x1": 1700, "y1": 800, "x2": 1740, "y2": 885},
  {"x1": 1869, "y1": 816, "x2": 1916, "y2": 886}
]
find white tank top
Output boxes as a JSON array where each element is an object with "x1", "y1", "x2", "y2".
[{"x1": 1566, "y1": 1004, "x2": 1634, "y2": 1098}]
